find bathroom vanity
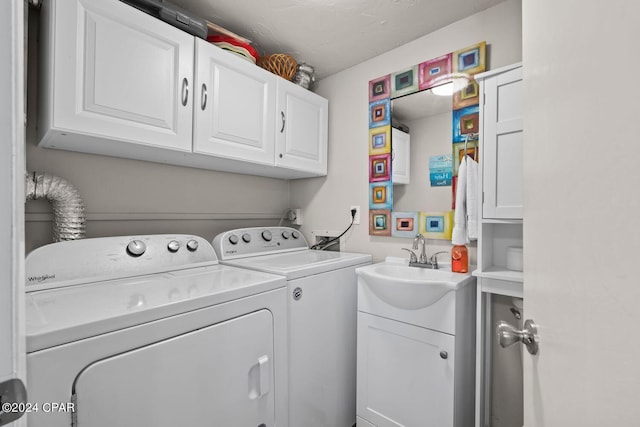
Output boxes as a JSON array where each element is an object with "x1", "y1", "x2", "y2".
[{"x1": 355, "y1": 258, "x2": 476, "y2": 427}]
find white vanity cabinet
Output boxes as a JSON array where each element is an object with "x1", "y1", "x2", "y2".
[
  {"x1": 391, "y1": 128, "x2": 410, "y2": 185},
  {"x1": 38, "y1": 0, "x2": 194, "y2": 153},
  {"x1": 356, "y1": 262, "x2": 476, "y2": 427},
  {"x1": 38, "y1": 0, "x2": 328, "y2": 179}
]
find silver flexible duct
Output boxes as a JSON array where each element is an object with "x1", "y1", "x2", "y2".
[{"x1": 25, "y1": 172, "x2": 86, "y2": 242}]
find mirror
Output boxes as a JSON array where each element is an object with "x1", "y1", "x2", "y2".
[
  {"x1": 391, "y1": 89, "x2": 452, "y2": 213},
  {"x1": 367, "y1": 41, "x2": 486, "y2": 238}
]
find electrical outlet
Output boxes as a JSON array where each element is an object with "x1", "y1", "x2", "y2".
[{"x1": 350, "y1": 205, "x2": 360, "y2": 225}]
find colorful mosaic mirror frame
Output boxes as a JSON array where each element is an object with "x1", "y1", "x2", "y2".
[{"x1": 367, "y1": 41, "x2": 487, "y2": 238}]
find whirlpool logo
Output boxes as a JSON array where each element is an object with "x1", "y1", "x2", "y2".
[{"x1": 27, "y1": 273, "x2": 56, "y2": 283}]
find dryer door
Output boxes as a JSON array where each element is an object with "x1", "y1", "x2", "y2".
[{"x1": 73, "y1": 309, "x2": 275, "y2": 426}]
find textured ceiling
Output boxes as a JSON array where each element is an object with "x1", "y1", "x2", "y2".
[{"x1": 171, "y1": 0, "x2": 508, "y2": 79}]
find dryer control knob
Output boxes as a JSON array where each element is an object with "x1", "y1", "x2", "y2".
[
  {"x1": 126, "y1": 240, "x2": 146, "y2": 257},
  {"x1": 262, "y1": 230, "x2": 273, "y2": 241},
  {"x1": 282, "y1": 230, "x2": 291, "y2": 239},
  {"x1": 167, "y1": 240, "x2": 180, "y2": 252},
  {"x1": 242, "y1": 233, "x2": 252, "y2": 243},
  {"x1": 292, "y1": 230, "x2": 300, "y2": 239},
  {"x1": 186, "y1": 239, "x2": 199, "y2": 251},
  {"x1": 228, "y1": 234, "x2": 239, "y2": 245}
]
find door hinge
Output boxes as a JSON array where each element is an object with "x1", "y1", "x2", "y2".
[
  {"x1": 71, "y1": 393, "x2": 78, "y2": 427},
  {"x1": 0, "y1": 379, "x2": 28, "y2": 426}
]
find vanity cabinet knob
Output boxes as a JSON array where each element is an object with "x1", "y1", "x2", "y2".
[{"x1": 439, "y1": 351, "x2": 448, "y2": 359}]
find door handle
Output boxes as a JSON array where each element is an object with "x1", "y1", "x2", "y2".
[
  {"x1": 201, "y1": 83, "x2": 207, "y2": 110},
  {"x1": 280, "y1": 111, "x2": 286, "y2": 133},
  {"x1": 0, "y1": 378, "x2": 27, "y2": 425},
  {"x1": 181, "y1": 77, "x2": 189, "y2": 106},
  {"x1": 258, "y1": 355, "x2": 270, "y2": 398},
  {"x1": 496, "y1": 319, "x2": 539, "y2": 355}
]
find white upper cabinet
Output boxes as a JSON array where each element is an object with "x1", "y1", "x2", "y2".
[
  {"x1": 38, "y1": 0, "x2": 194, "y2": 152},
  {"x1": 194, "y1": 39, "x2": 276, "y2": 165},
  {"x1": 275, "y1": 82, "x2": 328, "y2": 175},
  {"x1": 391, "y1": 127, "x2": 410, "y2": 185},
  {"x1": 38, "y1": 0, "x2": 328, "y2": 179},
  {"x1": 479, "y1": 65, "x2": 523, "y2": 219}
]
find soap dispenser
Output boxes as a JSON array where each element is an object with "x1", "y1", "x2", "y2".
[{"x1": 451, "y1": 245, "x2": 468, "y2": 273}]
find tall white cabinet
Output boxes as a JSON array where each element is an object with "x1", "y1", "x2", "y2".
[
  {"x1": 38, "y1": 0, "x2": 328, "y2": 179},
  {"x1": 473, "y1": 63, "x2": 523, "y2": 427}
]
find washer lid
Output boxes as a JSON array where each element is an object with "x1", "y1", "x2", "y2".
[
  {"x1": 26, "y1": 264, "x2": 285, "y2": 353},
  {"x1": 222, "y1": 250, "x2": 372, "y2": 280}
]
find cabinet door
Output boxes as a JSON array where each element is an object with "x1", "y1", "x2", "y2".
[
  {"x1": 275, "y1": 82, "x2": 328, "y2": 175},
  {"x1": 73, "y1": 310, "x2": 275, "y2": 427},
  {"x1": 482, "y1": 66, "x2": 523, "y2": 219},
  {"x1": 391, "y1": 128, "x2": 410, "y2": 185},
  {"x1": 357, "y1": 312, "x2": 455, "y2": 427},
  {"x1": 42, "y1": 0, "x2": 194, "y2": 152},
  {"x1": 194, "y1": 39, "x2": 276, "y2": 165}
]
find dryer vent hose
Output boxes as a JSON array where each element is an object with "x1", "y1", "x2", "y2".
[{"x1": 25, "y1": 172, "x2": 86, "y2": 242}]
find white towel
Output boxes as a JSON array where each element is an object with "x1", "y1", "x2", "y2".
[
  {"x1": 452, "y1": 156, "x2": 468, "y2": 245},
  {"x1": 451, "y1": 155, "x2": 479, "y2": 245},
  {"x1": 466, "y1": 156, "x2": 479, "y2": 241}
]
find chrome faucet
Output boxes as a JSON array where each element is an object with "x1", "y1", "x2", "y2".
[
  {"x1": 412, "y1": 234, "x2": 427, "y2": 264},
  {"x1": 401, "y1": 234, "x2": 440, "y2": 269}
]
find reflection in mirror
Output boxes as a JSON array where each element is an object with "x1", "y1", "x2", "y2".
[{"x1": 391, "y1": 88, "x2": 452, "y2": 214}]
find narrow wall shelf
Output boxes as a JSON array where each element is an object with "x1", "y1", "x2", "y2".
[{"x1": 473, "y1": 267, "x2": 523, "y2": 283}]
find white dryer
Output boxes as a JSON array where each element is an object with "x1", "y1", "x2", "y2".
[
  {"x1": 25, "y1": 234, "x2": 288, "y2": 427},
  {"x1": 212, "y1": 227, "x2": 372, "y2": 427}
]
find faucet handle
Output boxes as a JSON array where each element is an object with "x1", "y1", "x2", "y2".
[
  {"x1": 428, "y1": 251, "x2": 450, "y2": 269},
  {"x1": 401, "y1": 248, "x2": 418, "y2": 263}
]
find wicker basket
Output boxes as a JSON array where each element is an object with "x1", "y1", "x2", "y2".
[{"x1": 258, "y1": 54, "x2": 298, "y2": 81}]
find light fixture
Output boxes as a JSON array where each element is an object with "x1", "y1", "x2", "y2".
[
  {"x1": 431, "y1": 82, "x2": 454, "y2": 97},
  {"x1": 430, "y1": 74, "x2": 472, "y2": 97}
]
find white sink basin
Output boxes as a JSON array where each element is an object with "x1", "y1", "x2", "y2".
[{"x1": 356, "y1": 258, "x2": 473, "y2": 310}]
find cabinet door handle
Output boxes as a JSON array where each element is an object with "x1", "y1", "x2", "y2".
[
  {"x1": 280, "y1": 111, "x2": 286, "y2": 133},
  {"x1": 181, "y1": 77, "x2": 189, "y2": 106},
  {"x1": 201, "y1": 83, "x2": 207, "y2": 110}
]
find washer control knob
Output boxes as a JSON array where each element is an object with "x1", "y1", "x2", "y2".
[
  {"x1": 242, "y1": 233, "x2": 252, "y2": 243},
  {"x1": 228, "y1": 234, "x2": 239, "y2": 245},
  {"x1": 186, "y1": 239, "x2": 199, "y2": 252},
  {"x1": 282, "y1": 230, "x2": 291, "y2": 239},
  {"x1": 262, "y1": 230, "x2": 273, "y2": 241},
  {"x1": 126, "y1": 240, "x2": 146, "y2": 257},
  {"x1": 292, "y1": 230, "x2": 300, "y2": 239},
  {"x1": 167, "y1": 240, "x2": 180, "y2": 252}
]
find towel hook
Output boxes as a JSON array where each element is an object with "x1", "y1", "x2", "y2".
[{"x1": 463, "y1": 133, "x2": 479, "y2": 161}]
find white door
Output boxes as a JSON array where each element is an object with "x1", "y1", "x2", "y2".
[
  {"x1": 0, "y1": 0, "x2": 26, "y2": 426},
  {"x1": 74, "y1": 310, "x2": 275, "y2": 427},
  {"x1": 41, "y1": 0, "x2": 194, "y2": 151},
  {"x1": 522, "y1": 1, "x2": 640, "y2": 425},
  {"x1": 194, "y1": 39, "x2": 276, "y2": 165},
  {"x1": 275, "y1": 82, "x2": 328, "y2": 175}
]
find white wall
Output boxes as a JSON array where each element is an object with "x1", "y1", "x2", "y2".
[
  {"x1": 290, "y1": 0, "x2": 523, "y2": 262},
  {"x1": 25, "y1": 11, "x2": 291, "y2": 253}
]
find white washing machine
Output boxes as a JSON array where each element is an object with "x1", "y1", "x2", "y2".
[
  {"x1": 212, "y1": 227, "x2": 372, "y2": 427},
  {"x1": 25, "y1": 234, "x2": 288, "y2": 427}
]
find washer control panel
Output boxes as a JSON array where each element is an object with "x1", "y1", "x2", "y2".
[{"x1": 212, "y1": 227, "x2": 308, "y2": 260}]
